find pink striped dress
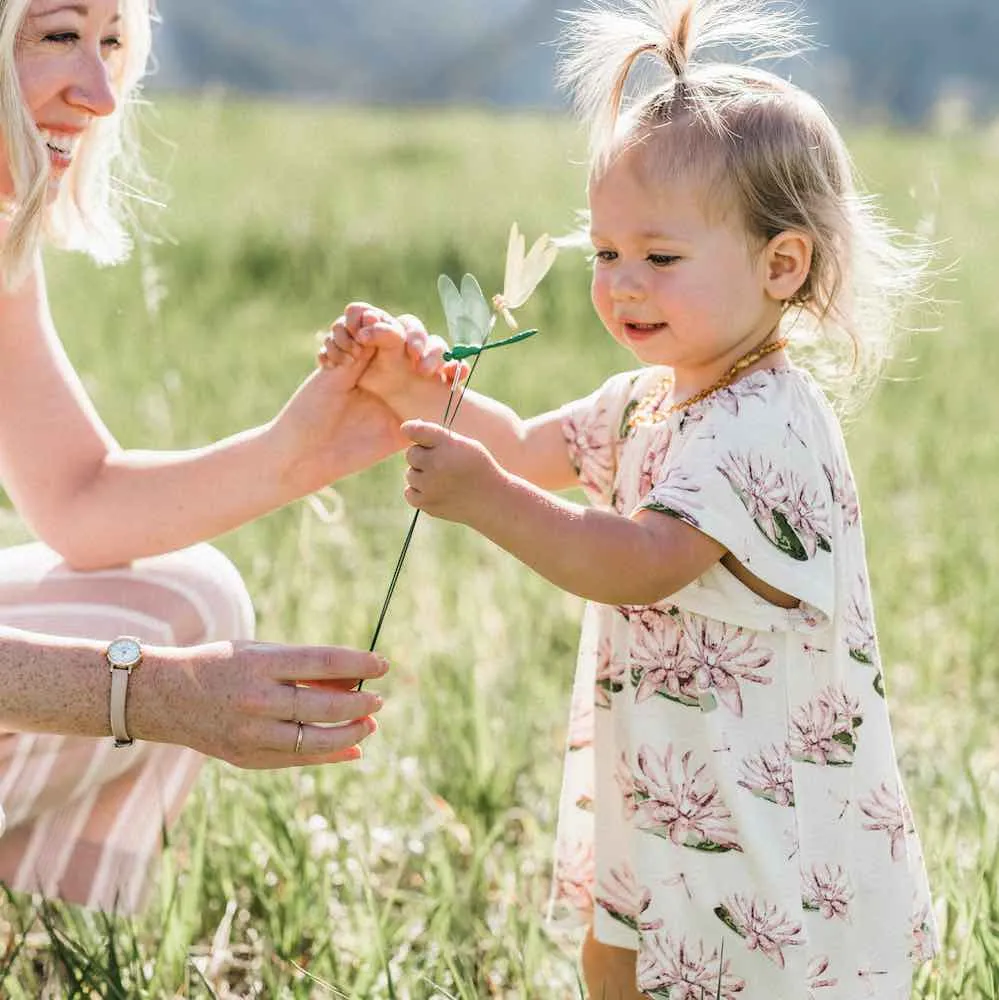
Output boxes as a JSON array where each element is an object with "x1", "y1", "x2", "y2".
[{"x1": 0, "y1": 541, "x2": 255, "y2": 913}]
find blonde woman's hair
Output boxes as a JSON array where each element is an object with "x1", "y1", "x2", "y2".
[
  {"x1": 0, "y1": 0, "x2": 152, "y2": 286},
  {"x1": 560, "y1": 0, "x2": 931, "y2": 405}
]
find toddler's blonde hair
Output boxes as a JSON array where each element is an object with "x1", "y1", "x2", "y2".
[
  {"x1": 560, "y1": 0, "x2": 929, "y2": 404},
  {"x1": 0, "y1": 0, "x2": 152, "y2": 286}
]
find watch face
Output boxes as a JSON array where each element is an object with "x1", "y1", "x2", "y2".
[{"x1": 107, "y1": 637, "x2": 142, "y2": 668}]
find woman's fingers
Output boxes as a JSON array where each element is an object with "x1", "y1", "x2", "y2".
[
  {"x1": 264, "y1": 643, "x2": 389, "y2": 684},
  {"x1": 234, "y1": 717, "x2": 378, "y2": 770},
  {"x1": 278, "y1": 681, "x2": 384, "y2": 725}
]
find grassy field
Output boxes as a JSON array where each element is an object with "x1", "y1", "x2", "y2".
[{"x1": 1, "y1": 97, "x2": 997, "y2": 997}]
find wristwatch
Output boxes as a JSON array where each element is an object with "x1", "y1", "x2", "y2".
[{"x1": 106, "y1": 636, "x2": 143, "y2": 748}]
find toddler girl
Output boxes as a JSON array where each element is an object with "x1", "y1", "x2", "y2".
[{"x1": 327, "y1": 0, "x2": 937, "y2": 996}]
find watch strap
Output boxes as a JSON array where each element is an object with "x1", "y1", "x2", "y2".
[{"x1": 109, "y1": 664, "x2": 134, "y2": 747}]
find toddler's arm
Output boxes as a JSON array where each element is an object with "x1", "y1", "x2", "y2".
[
  {"x1": 326, "y1": 304, "x2": 577, "y2": 492},
  {"x1": 403, "y1": 421, "x2": 725, "y2": 606}
]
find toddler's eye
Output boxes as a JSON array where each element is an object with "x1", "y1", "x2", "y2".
[
  {"x1": 648, "y1": 254, "x2": 680, "y2": 267},
  {"x1": 589, "y1": 249, "x2": 617, "y2": 265}
]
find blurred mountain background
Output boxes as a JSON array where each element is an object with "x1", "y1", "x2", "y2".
[{"x1": 149, "y1": 0, "x2": 999, "y2": 126}]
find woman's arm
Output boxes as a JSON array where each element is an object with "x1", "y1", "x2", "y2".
[
  {"x1": 403, "y1": 422, "x2": 724, "y2": 605},
  {"x1": 0, "y1": 261, "x2": 404, "y2": 569},
  {"x1": 0, "y1": 625, "x2": 387, "y2": 767}
]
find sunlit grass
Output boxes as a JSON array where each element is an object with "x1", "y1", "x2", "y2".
[{"x1": 0, "y1": 98, "x2": 996, "y2": 997}]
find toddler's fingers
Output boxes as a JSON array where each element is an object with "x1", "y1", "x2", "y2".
[
  {"x1": 344, "y1": 302, "x2": 390, "y2": 333},
  {"x1": 441, "y1": 359, "x2": 469, "y2": 385},
  {"x1": 356, "y1": 319, "x2": 408, "y2": 352},
  {"x1": 405, "y1": 441, "x2": 432, "y2": 472},
  {"x1": 416, "y1": 336, "x2": 447, "y2": 375},
  {"x1": 403, "y1": 484, "x2": 425, "y2": 511},
  {"x1": 401, "y1": 419, "x2": 449, "y2": 447},
  {"x1": 327, "y1": 318, "x2": 365, "y2": 357},
  {"x1": 318, "y1": 332, "x2": 358, "y2": 369}
]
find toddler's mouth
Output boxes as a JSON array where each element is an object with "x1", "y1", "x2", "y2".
[{"x1": 624, "y1": 321, "x2": 667, "y2": 334}]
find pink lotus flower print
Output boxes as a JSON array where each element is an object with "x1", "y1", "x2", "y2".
[
  {"x1": 633, "y1": 744, "x2": 743, "y2": 853},
  {"x1": 807, "y1": 955, "x2": 839, "y2": 995},
  {"x1": 564, "y1": 405, "x2": 615, "y2": 500},
  {"x1": 642, "y1": 466, "x2": 704, "y2": 529},
  {"x1": 630, "y1": 615, "x2": 697, "y2": 709},
  {"x1": 715, "y1": 893, "x2": 806, "y2": 968},
  {"x1": 632, "y1": 612, "x2": 772, "y2": 716},
  {"x1": 718, "y1": 451, "x2": 832, "y2": 561},
  {"x1": 679, "y1": 617, "x2": 773, "y2": 715},
  {"x1": 738, "y1": 743, "x2": 795, "y2": 806},
  {"x1": 823, "y1": 462, "x2": 860, "y2": 528},
  {"x1": 595, "y1": 637, "x2": 625, "y2": 709},
  {"x1": 552, "y1": 840, "x2": 595, "y2": 915},
  {"x1": 637, "y1": 431, "x2": 674, "y2": 500},
  {"x1": 637, "y1": 933, "x2": 746, "y2": 1000},
  {"x1": 802, "y1": 864, "x2": 853, "y2": 920},
  {"x1": 789, "y1": 686, "x2": 863, "y2": 766},
  {"x1": 615, "y1": 751, "x2": 638, "y2": 819},
  {"x1": 595, "y1": 863, "x2": 658, "y2": 933},
  {"x1": 845, "y1": 584, "x2": 878, "y2": 667},
  {"x1": 859, "y1": 782, "x2": 915, "y2": 861},
  {"x1": 718, "y1": 451, "x2": 788, "y2": 542},
  {"x1": 567, "y1": 695, "x2": 594, "y2": 752},
  {"x1": 782, "y1": 470, "x2": 832, "y2": 556}
]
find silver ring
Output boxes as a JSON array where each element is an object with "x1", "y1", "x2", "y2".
[{"x1": 294, "y1": 721, "x2": 305, "y2": 754}]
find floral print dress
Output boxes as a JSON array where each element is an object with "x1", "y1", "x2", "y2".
[{"x1": 551, "y1": 366, "x2": 937, "y2": 1000}]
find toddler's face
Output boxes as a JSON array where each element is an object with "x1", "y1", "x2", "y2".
[{"x1": 588, "y1": 150, "x2": 781, "y2": 375}]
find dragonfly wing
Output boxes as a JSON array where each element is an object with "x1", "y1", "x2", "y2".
[
  {"x1": 511, "y1": 234, "x2": 559, "y2": 308},
  {"x1": 502, "y1": 222, "x2": 525, "y2": 308},
  {"x1": 437, "y1": 274, "x2": 464, "y2": 345},
  {"x1": 459, "y1": 273, "x2": 494, "y2": 345}
]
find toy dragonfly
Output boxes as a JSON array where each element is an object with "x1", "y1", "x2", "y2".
[{"x1": 365, "y1": 224, "x2": 558, "y2": 656}]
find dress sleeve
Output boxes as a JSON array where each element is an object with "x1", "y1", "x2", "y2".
[
  {"x1": 559, "y1": 371, "x2": 642, "y2": 508},
  {"x1": 637, "y1": 376, "x2": 836, "y2": 621}
]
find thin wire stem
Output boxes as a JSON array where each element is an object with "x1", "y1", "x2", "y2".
[{"x1": 363, "y1": 355, "x2": 484, "y2": 665}]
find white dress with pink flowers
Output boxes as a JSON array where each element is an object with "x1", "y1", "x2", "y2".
[{"x1": 552, "y1": 366, "x2": 936, "y2": 1000}]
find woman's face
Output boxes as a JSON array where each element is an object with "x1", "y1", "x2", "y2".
[{"x1": 1, "y1": 0, "x2": 122, "y2": 199}]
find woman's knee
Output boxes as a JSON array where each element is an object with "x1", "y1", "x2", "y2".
[
  {"x1": 0, "y1": 541, "x2": 255, "y2": 646},
  {"x1": 143, "y1": 544, "x2": 256, "y2": 644}
]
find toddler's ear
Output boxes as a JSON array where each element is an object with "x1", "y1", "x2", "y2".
[{"x1": 764, "y1": 231, "x2": 812, "y2": 303}]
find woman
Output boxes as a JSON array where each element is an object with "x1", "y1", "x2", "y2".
[{"x1": 0, "y1": 0, "x2": 440, "y2": 913}]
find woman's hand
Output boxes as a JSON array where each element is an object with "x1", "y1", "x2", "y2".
[
  {"x1": 401, "y1": 419, "x2": 505, "y2": 526},
  {"x1": 132, "y1": 641, "x2": 389, "y2": 768},
  {"x1": 269, "y1": 355, "x2": 408, "y2": 495}
]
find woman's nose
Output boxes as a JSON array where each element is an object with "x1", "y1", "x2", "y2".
[{"x1": 65, "y1": 53, "x2": 117, "y2": 118}]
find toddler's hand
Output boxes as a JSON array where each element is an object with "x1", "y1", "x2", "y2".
[
  {"x1": 320, "y1": 303, "x2": 464, "y2": 405},
  {"x1": 402, "y1": 420, "x2": 502, "y2": 525}
]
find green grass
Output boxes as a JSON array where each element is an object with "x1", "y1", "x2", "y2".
[{"x1": 0, "y1": 98, "x2": 997, "y2": 997}]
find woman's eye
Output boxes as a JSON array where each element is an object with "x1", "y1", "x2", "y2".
[
  {"x1": 648, "y1": 254, "x2": 680, "y2": 267},
  {"x1": 45, "y1": 31, "x2": 80, "y2": 44},
  {"x1": 101, "y1": 35, "x2": 122, "y2": 51}
]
